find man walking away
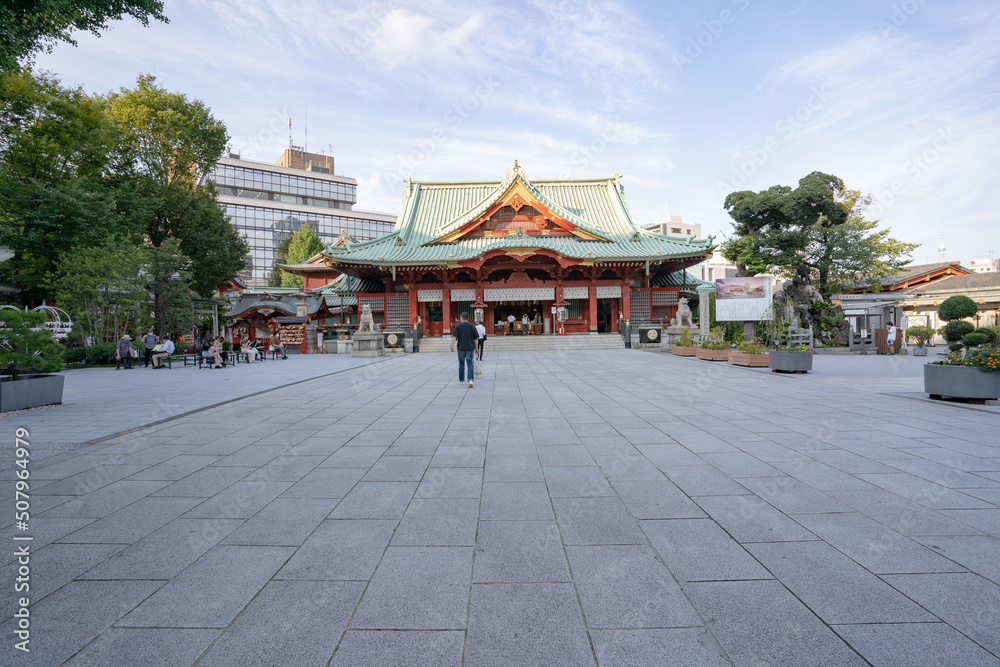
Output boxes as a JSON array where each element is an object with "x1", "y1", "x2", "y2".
[
  {"x1": 451, "y1": 312, "x2": 478, "y2": 388},
  {"x1": 475, "y1": 320, "x2": 487, "y2": 361},
  {"x1": 143, "y1": 329, "x2": 158, "y2": 367},
  {"x1": 507, "y1": 313, "x2": 515, "y2": 335},
  {"x1": 152, "y1": 337, "x2": 175, "y2": 368}
]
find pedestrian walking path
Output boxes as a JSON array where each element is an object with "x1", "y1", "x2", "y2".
[{"x1": 3, "y1": 351, "x2": 999, "y2": 665}]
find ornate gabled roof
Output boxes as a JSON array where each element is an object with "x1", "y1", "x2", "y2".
[
  {"x1": 651, "y1": 269, "x2": 715, "y2": 292},
  {"x1": 321, "y1": 163, "x2": 713, "y2": 268}
]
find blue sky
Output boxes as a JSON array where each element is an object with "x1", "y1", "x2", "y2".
[{"x1": 34, "y1": 0, "x2": 1000, "y2": 266}]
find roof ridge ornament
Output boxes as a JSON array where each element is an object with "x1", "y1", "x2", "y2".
[{"x1": 504, "y1": 159, "x2": 525, "y2": 182}]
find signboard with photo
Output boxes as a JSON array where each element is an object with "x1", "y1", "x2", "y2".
[{"x1": 715, "y1": 276, "x2": 774, "y2": 321}]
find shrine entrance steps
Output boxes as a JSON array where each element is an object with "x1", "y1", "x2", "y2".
[{"x1": 417, "y1": 333, "x2": 626, "y2": 353}]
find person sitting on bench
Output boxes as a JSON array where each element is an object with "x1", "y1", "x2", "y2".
[
  {"x1": 240, "y1": 339, "x2": 258, "y2": 362},
  {"x1": 151, "y1": 338, "x2": 174, "y2": 368},
  {"x1": 270, "y1": 333, "x2": 287, "y2": 359}
]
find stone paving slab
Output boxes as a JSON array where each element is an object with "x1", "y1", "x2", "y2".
[{"x1": 2, "y1": 350, "x2": 1000, "y2": 664}]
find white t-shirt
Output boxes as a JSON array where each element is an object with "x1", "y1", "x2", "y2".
[
  {"x1": 475, "y1": 324, "x2": 486, "y2": 339},
  {"x1": 507, "y1": 315, "x2": 515, "y2": 323}
]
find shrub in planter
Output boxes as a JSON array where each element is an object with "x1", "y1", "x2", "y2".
[
  {"x1": 906, "y1": 324, "x2": 935, "y2": 348},
  {"x1": 942, "y1": 320, "x2": 975, "y2": 352},
  {"x1": 697, "y1": 327, "x2": 731, "y2": 361},
  {"x1": 0, "y1": 310, "x2": 65, "y2": 379},
  {"x1": 672, "y1": 328, "x2": 698, "y2": 356},
  {"x1": 729, "y1": 339, "x2": 769, "y2": 367},
  {"x1": 924, "y1": 298, "x2": 1000, "y2": 400},
  {"x1": 967, "y1": 327, "x2": 998, "y2": 348}
]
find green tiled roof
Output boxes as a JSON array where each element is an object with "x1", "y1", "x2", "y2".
[
  {"x1": 651, "y1": 269, "x2": 714, "y2": 292},
  {"x1": 322, "y1": 169, "x2": 713, "y2": 267}
]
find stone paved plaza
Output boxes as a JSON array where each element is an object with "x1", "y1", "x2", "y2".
[{"x1": 3, "y1": 350, "x2": 1000, "y2": 666}]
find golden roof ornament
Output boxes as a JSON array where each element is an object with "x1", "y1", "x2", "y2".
[{"x1": 504, "y1": 159, "x2": 525, "y2": 181}]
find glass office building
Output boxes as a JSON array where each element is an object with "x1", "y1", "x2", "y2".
[{"x1": 204, "y1": 149, "x2": 396, "y2": 285}]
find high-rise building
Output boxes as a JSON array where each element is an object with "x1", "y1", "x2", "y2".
[
  {"x1": 644, "y1": 215, "x2": 701, "y2": 238},
  {"x1": 203, "y1": 148, "x2": 396, "y2": 285},
  {"x1": 644, "y1": 215, "x2": 736, "y2": 281},
  {"x1": 969, "y1": 256, "x2": 998, "y2": 273}
]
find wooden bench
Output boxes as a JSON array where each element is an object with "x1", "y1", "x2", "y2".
[{"x1": 155, "y1": 354, "x2": 196, "y2": 368}]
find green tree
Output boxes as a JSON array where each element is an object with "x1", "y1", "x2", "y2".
[
  {"x1": 0, "y1": 308, "x2": 64, "y2": 379},
  {"x1": 48, "y1": 239, "x2": 148, "y2": 343},
  {"x1": 0, "y1": 69, "x2": 139, "y2": 299},
  {"x1": 278, "y1": 225, "x2": 324, "y2": 288},
  {"x1": 0, "y1": 0, "x2": 167, "y2": 71},
  {"x1": 146, "y1": 237, "x2": 194, "y2": 335}
]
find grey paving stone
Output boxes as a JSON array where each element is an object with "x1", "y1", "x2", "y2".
[
  {"x1": 543, "y1": 465, "x2": 616, "y2": 497},
  {"x1": 809, "y1": 449, "x2": 905, "y2": 474},
  {"x1": 319, "y1": 446, "x2": 385, "y2": 468},
  {"x1": 881, "y1": 573, "x2": 1000, "y2": 656},
  {"x1": 832, "y1": 622, "x2": 1000, "y2": 667},
  {"x1": 465, "y1": 583, "x2": 595, "y2": 667},
  {"x1": 280, "y1": 467, "x2": 365, "y2": 499},
  {"x1": 80, "y1": 519, "x2": 243, "y2": 580},
  {"x1": 590, "y1": 629, "x2": 731, "y2": 667},
  {"x1": 210, "y1": 445, "x2": 289, "y2": 468},
  {"x1": 2, "y1": 542, "x2": 124, "y2": 617},
  {"x1": 183, "y1": 481, "x2": 292, "y2": 519},
  {"x1": 768, "y1": 460, "x2": 872, "y2": 491},
  {"x1": 150, "y1": 466, "x2": 253, "y2": 497},
  {"x1": 856, "y1": 472, "x2": 994, "y2": 510},
  {"x1": 480, "y1": 481, "x2": 554, "y2": 520},
  {"x1": 39, "y1": 480, "x2": 171, "y2": 518},
  {"x1": 351, "y1": 546, "x2": 472, "y2": 630},
  {"x1": 125, "y1": 455, "x2": 222, "y2": 481},
  {"x1": 746, "y1": 541, "x2": 936, "y2": 624},
  {"x1": 537, "y1": 444, "x2": 595, "y2": 466},
  {"x1": 63, "y1": 629, "x2": 219, "y2": 667},
  {"x1": 392, "y1": 498, "x2": 479, "y2": 546},
  {"x1": 328, "y1": 481, "x2": 417, "y2": 519},
  {"x1": 793, "y1": 511, "x2": 968, "y2": 575},
  {"x1": 566, "y1": 545, "x2": 700, "y2": 628},
  {"x1": 386, "y1": 437, "x2": 443, "y2": 455},
  {"x1": 911, "y1": 534, "x2": 1000, "y2": 584},
  {"x1": 415, "y1": 467, "x2": 483, "y2": 498},
  {"x1": 612, "y1": 479, "x2": 706, "y2": 519},
  {"x1": 221, "y1": 498, "x2": 337, "y2": 546},
  {"x1": 685, "y1": 580, "x2": 866, "y2": 666},
  {"x1": 0, "y1": 581, "x2": 162, "y2": 667},
  {"x1": 198, "y1": 581, "x2": 363, "y2": 667},
  {"x1": 284, "y1": 436, "x2": 349, "y2": 457},
  {"x1": 738, "y1": 475, "x2": 853, "y2": 514},
  {"x1": 699, "y1": 451, "x2": 782, "y2": 478},
  {"x1": 0, "y1": 517, "x2": 93, "y2": 565},
  {"x1": 430, "y1": 444, "x2": 486, "y2": 467},
  {"x1": 56, "y1": 496, "x2": 201, "y2": 544},
  {"x1": 634, "y1": 444, "x2": 705, "y2": 469},
  {"x1": 331, "y1": 630, "x2": 464, "y2": 667},
  {"x1": 277, "y1": 519, "x2": 397, "y2": 580},
  {"x1": 473, "y1": 520, "x2": 570, "y2": 583},
  {"x1": 641, "y1": 519, "x2": 772, "y2": 582},
  {"x1": 939, "y1": 508, "x2": 1000, "y2": 537},
  {"x1": 594, "y1": 455, "x2": 665, "y2": 482},
  {"x1": 694, "y1": 494, "x2": 817, "y2": 543},
  {"x1": 826, "y1": 488, "x2": 987, "y2": 536},
  {"x1": 552, "y1": 497, "x2": 647, "y2": 545},
  {"x1": 580, "y1": 435, "x2": 636, "y2": 457},
  {"x1": 663, "y1": 465, "x2": 749, "y2": 496},
  {"x1": 118, "y1": 545, "x2": 293, "y2": 628},
  {"x1": 485, "y1": 455, "x2": 544, "y2": 482},
  {"x1": 243, "y1": 453, "x2": 325, "y2": 482},
  {"x1": 34, "y1": 464, "x2": 149, "y2": 496},
  {"x1": 363, "y1": 455, "x2": 431, "y2": 482}
]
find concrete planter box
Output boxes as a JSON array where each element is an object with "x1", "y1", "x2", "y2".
[
  {"x1": 0, "y1": 374, "x2": 65, "y2": 412},
  {"x1": 672, "y1": 345, "x2": 698, "y2": 357},
  {"x1": 769, "y1": 350, "x2": 813, "y2": 373},
  {"x1": 695, "y1": 348, "x2": 730, "y2": 361},
  {"x1": 924, "y1": 364, "x2": 1000, "y2": 400},
  {"x1": 729, "y1": 351, "x2": 770, "y2": 367},
  {"x1": 912, "y1": 347, "x2": 928, "y2": 357}
]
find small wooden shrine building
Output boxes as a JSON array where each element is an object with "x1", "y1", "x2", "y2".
[{"x1": 280, "y1": 163, "x2": 714, "y2": 336}]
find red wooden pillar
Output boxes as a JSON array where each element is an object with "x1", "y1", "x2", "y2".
[
  {"x1": 622, "y1": 282, "x2": 631, "y2": 323},
  {"x1": 588, "y1": 278, "x2": 598, "y2": 332},
  {"x1": 408, "y1": 281, "x2": 418, "y2": 326},
  {"x1": 442, "y1": 280, "x2": 451, "y2": 335}
]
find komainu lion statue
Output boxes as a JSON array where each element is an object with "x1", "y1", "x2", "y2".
[
  {"x1": 673, "y1": 297, "x2": 694, "y2": 328},
  {"x1": 358, "y1": 304, "x2": 376, "y2": 333}
]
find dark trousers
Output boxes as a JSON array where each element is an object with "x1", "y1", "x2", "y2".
[
  {"x1": 116, "y1": 355, "x2": 132, "y2": 369},
  {"x1": 144, "y1": 347, "x2": 154, "y2": 366},
  {"x1": 457, "y1": 350, "x2": 475, "y2": 382},
  {"x1": 477, "y1": 339, "x2": 485, "y2": 360}
]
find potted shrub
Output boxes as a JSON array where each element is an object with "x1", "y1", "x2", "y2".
[
  {"x1": 729, "y1": 339, "x2": 769, "y2": 367},
  {"x1": 696, "y1": 327, "x2": 730, "y2": 361},
  {"x1": 0, "y1": 309, "x2": 66, "y2": 412},
  {"x1": 924, "y1": 296, "x2": 999, "y2": 401},
  {"x1": 906, "y1": 324, "x2": 935, "y2": 357},
  {"x1": 671, "y1": 328, "x2": 698, "y2": 357},
  {"x1": 766, "y1": 316, "x2": 813, "y2": 373}
]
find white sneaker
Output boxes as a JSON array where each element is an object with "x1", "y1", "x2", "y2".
[{"x1": 468, "y1": 381, "x2": 474, "y2": 388}]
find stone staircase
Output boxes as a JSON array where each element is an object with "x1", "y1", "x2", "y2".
[{"x1": 417, "y1": 333, "x2": 626, "y2": 353}]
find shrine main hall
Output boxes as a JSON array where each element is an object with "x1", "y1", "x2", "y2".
[{"x1": 283, "y1": 163, "x2": 714, "y2": 336}]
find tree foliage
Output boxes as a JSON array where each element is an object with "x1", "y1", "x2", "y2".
[
  {"x1": 48, "y1": 239, "x2": 147, "y2": 343},
  {"x1": 146, "y1": 237, "x2": 194, "y2": 335},
  {"x1": 0, "y1": 308, "x2": 65, "y2": 379},
  {"x1": 0, "y1": 0, "x2": 167, "y2": 71},
  {"x1": 278, "y1": 225, "x2": 324, "y2": 288},
  {"x1": 721, "y1": 172, "x2": 918, "y2": 298},
  {"x1": 938, "y1": 295, "x2": 977, "y2": 322}
]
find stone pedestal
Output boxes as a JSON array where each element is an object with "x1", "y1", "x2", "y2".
[
  {"x1": 662, "y1": 325, "x2": 687, "y2": 351},
  {"x1": 335, "y1": 339, "x2": 353, "y2": 354},
  {"x1": 351, "y1": 331, "x2": 385, "y2": 357}
]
